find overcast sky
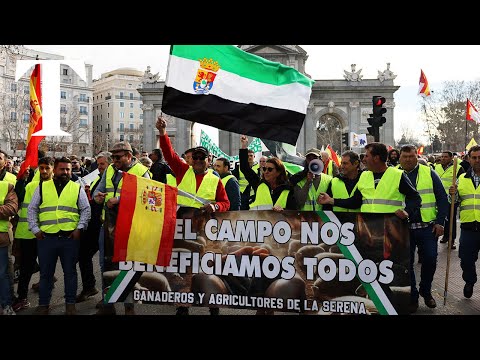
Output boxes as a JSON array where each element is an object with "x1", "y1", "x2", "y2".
[{"x1": 25, "y1": 45, "x2": 480, "y2": 145}]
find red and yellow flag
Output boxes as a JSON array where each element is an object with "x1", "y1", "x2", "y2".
[
  {"x1": 418, "y1": 69, "x2": 431, "y2": 98},
  {"x1": 326, "y1": 144, "x2": 340, "y2": 167},
  {"x1": 17, "y1": 64, "x2": 45, "y2": 180},
  {"x1": 417, "y1": 145, "x2": 424, "y2": 155},
  {"x1": 113, "y1": 173, "x2": 178, "y2": 266},
  {"x1": 466, "y1": 98, "x2": 480, "y2": 124}
]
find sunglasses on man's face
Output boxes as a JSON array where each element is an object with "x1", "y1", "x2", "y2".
[
  {"x1": 263, "y1": 166, "x2": 275, "y2": 173},
  {"x1": 112, "y1": 154, "x2": 126, "y2": 160},
  {"x1": 192, "y1": 155, "x2": 207, "y2": 161}
]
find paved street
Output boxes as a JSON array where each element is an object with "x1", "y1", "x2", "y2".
[{"x1": 14, "y1": 223, "x2": 479, "y2": 316}]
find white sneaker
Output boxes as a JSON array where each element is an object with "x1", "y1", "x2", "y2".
[{"x1": 2, "y1": 305, "x2": 16, "y2": 315}]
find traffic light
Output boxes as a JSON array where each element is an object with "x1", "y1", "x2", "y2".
[
  {"x1": 341, "y1": 132, "x2": 349, "y2": 147},
  {"x1": 372, "y1": 96, "x2": 387, "y2": 127},
  {"x1": 367, "y1": 96, "x2": 387, "y2": 142}
]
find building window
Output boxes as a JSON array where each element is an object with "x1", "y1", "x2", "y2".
[
  {"x1": 23, "y1": 113, "x2": 29, "y2": 122},
  {"x1": 129, "y1": 112, "x2": 134, "y2": 119},
  {"x1": 107, "y1": 112, "x2": 110, "y2": 118},
  {"x1": 63, "y1": 68, "x2": 68, "y2": 75},
  {"x1": 10, "y1": 97, "x2": 17, "y2": 107},
  {"x1": 24, "y1": 85, "x2": 29, "y2": 94},
  {"x1": 61, "y1": 91, "x2": 67, "y2": 99},
  {"x1": 120, "y1": 123, "x2": 124, "y2": 131},
  {"x1": 120, "y1": 134, "x2": 124, "y2": 141},
  {"x1": 100, "y1": 125, "x2": 103, "y2": 132},
  {"x1": 96, "y1": 126, "x2": 98, "y2": 132},
  {"x1": 119, "y1": 92, "x2": 124, "y2": 99},
  {"x1": 130, "y1": 103, "x2": 134, "y2": 108},
  {"x1": 60, "y1": 104, "x2": 67, "y2": 113},
  {"x1": 129, "y1": 123, "x2": 134, "y2": 130},
  {"x1": 129, "y1": 134, "x2": 134, "y2": 142},
  {"x1": 107, "y1": 124, "x2": 110, "y2": 131},
  {"x1": 139, "y1": 114, "x2": 143, "y2": 120},
  {"x1": 10, "y1": 112, "x2": 17, "y2": 121},
  {"x1": 119, "y1": 112, "x2": 124, "y2": 118},
  {"x1": 120, "y1": 102, "x2": 124, "y2": 108},
  {"x1": 10, "y1": 83, "x2": 17, "y2": 92},
  {"x1": 80, "y1": 106, "x2": 88, "y2": 115},
  {"x1": 101, "y1": 105, "x2": 102, "y2": 109},
  {"x1": 24, "y1": 99, "x2": 29, "y2": 107},
  {"x1": 79, "y1": 93, "x2": 87, "y2": 102},
  {"x1": 129, "y1": 93, "x2": 134, "y2": 100},
  {"x1": 79, "y1": 119, "x2": 88, "y2": 127}
]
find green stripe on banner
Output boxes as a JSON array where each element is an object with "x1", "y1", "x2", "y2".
[
  {"x1": 105, "y1": 270, "x2": 129, "y2": 303},
  {"x1": 315, "y1": 210, "x2": 396, "y2": 315},
  {"x1": 171, "y1": 45, "x2": 314, "y2": 88}
]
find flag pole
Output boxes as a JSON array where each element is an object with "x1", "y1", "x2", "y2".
[
  {"x1": 465, "y1": 118, "x2": 468, "y2": 154},
  {"x1": 443, "y1": 156, "x2": 458, "y2": 305}
]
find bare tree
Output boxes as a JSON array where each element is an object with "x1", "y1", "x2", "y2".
[
  {"x1": 316, "y1": 114, "x2": 342, "y2": 151},
  {"x1": 0, "y1": 80, "x2": 30, "y2": 154},
  {"x1": 0, "y1": 45, "x2": 22, "y2": 56},
  {"x1": 396, "y1": 124, "x2": 422, "y2": 148},
  {"x1": 93, "y1": 130, "x2": 114, "y2": 155},
  {"x1": 423, "y1": 80, "x2": 480, "y2": 152},
  {"x1": 44, "y1": 103, "x2": 90, "y2": 157}
]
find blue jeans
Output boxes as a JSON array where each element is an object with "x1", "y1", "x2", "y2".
[
  {"x1": 410, "y1": 225, "x2": 438, "y2": 300},
  {"x1": 37, "y1": 234, "x2": 80, "y2": 306},
  {"x1": 0, "y1": 246, "x2": 12, "y2": 308},
  {"x1": 459, "y1": 228, "x2": 480, "y2": 285}
]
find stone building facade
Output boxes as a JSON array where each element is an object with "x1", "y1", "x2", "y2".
[{"x1": 138, "y1": 45, "x2": 399, "y2": 156}]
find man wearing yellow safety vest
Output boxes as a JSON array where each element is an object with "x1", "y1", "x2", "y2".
[
  {"x1": 28, "y1": 157, "x2": 91, "y2": 315},
  {"x1": 93, "y1": 142, "x2": 150, "y2": 315},
  {"x1": 290, "y1": 148, "x2": 332, "y2": 212},
  {"x1": 12, "y1": 157, "x2": 54, "y2": 313},
  {"x1": 156, "y1": 116, "x2": 230, "y2": 214},
  {"x1": 0, "y1": 175, "x2": 18, "y2": 315},
  {"x1": 214, "y1": 157, "x2": 241, "y2": 210},
  {"x1": 322, "y1": 150, "x2": 362, "y2": 213},
  {"x1": 76, "y1": 152, "x2": 112, "y2": 304},
  {"x1": 318, "y1": 143, "x2": 421, "y2": 218},
  {"x1": 399, "y1": 145, "x2": 448, "y2": 312},
  {"x1": 157, "y1": 115, "x2": 230, "y2": 315},
  {"x1": 436, "y1": 151, "x2": 465, "y2": 249},
  {"x1": 449, "y1": 145, "x2": 480, "y2": 299},
  {"x1": 233, "y1": 148, "x2": 259, "y2": 210}
]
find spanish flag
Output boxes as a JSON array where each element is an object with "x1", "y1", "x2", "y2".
[
  {"x1": 418, "y1": 69, "x2": 431, "y2": 98},
  {"x1": 17, "y1": 64, "x2": 45, "y2": 180},
  {"x1": 113, "y1": 172, "x2": 178, "y2": 266},
  {"x1": 466, "y1": 98, "x2": 480, "y2": 124}
]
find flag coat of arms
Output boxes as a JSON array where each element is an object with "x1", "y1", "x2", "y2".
[
  {"x1": 161, "y1": 45, "x2": 315, "y2": 146},
  {"x1": 466, "y1": 98, "x2": 480, "y2": 124},
  {"x1": 418, "y1": 69, "x2": 431, "y2": 97},
  {"x1": 113, "y1": 173, "x2": 178, "y2": 266}
]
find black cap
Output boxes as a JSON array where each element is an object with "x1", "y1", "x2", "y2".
[{"x1": 192, "y1": 146, "x2": 209, "y2": 157}]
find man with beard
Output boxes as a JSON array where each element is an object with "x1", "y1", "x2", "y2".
[
  {"x1": 28, "y1": 157, "x2": 91, "y2": 315},
  {"x1": 388, "y1": 148, "x2": 400, "y2": 167},
  {"x1": 93, "y1": 142, "x2": 150, "y2": 315}
]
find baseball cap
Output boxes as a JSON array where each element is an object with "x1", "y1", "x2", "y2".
[
  {"x1": 305, "y1": 148, "x2": 322, "y2": 157},
  {"x1": 110, "y1": 141, "x2": 133, "y2": 153}
]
